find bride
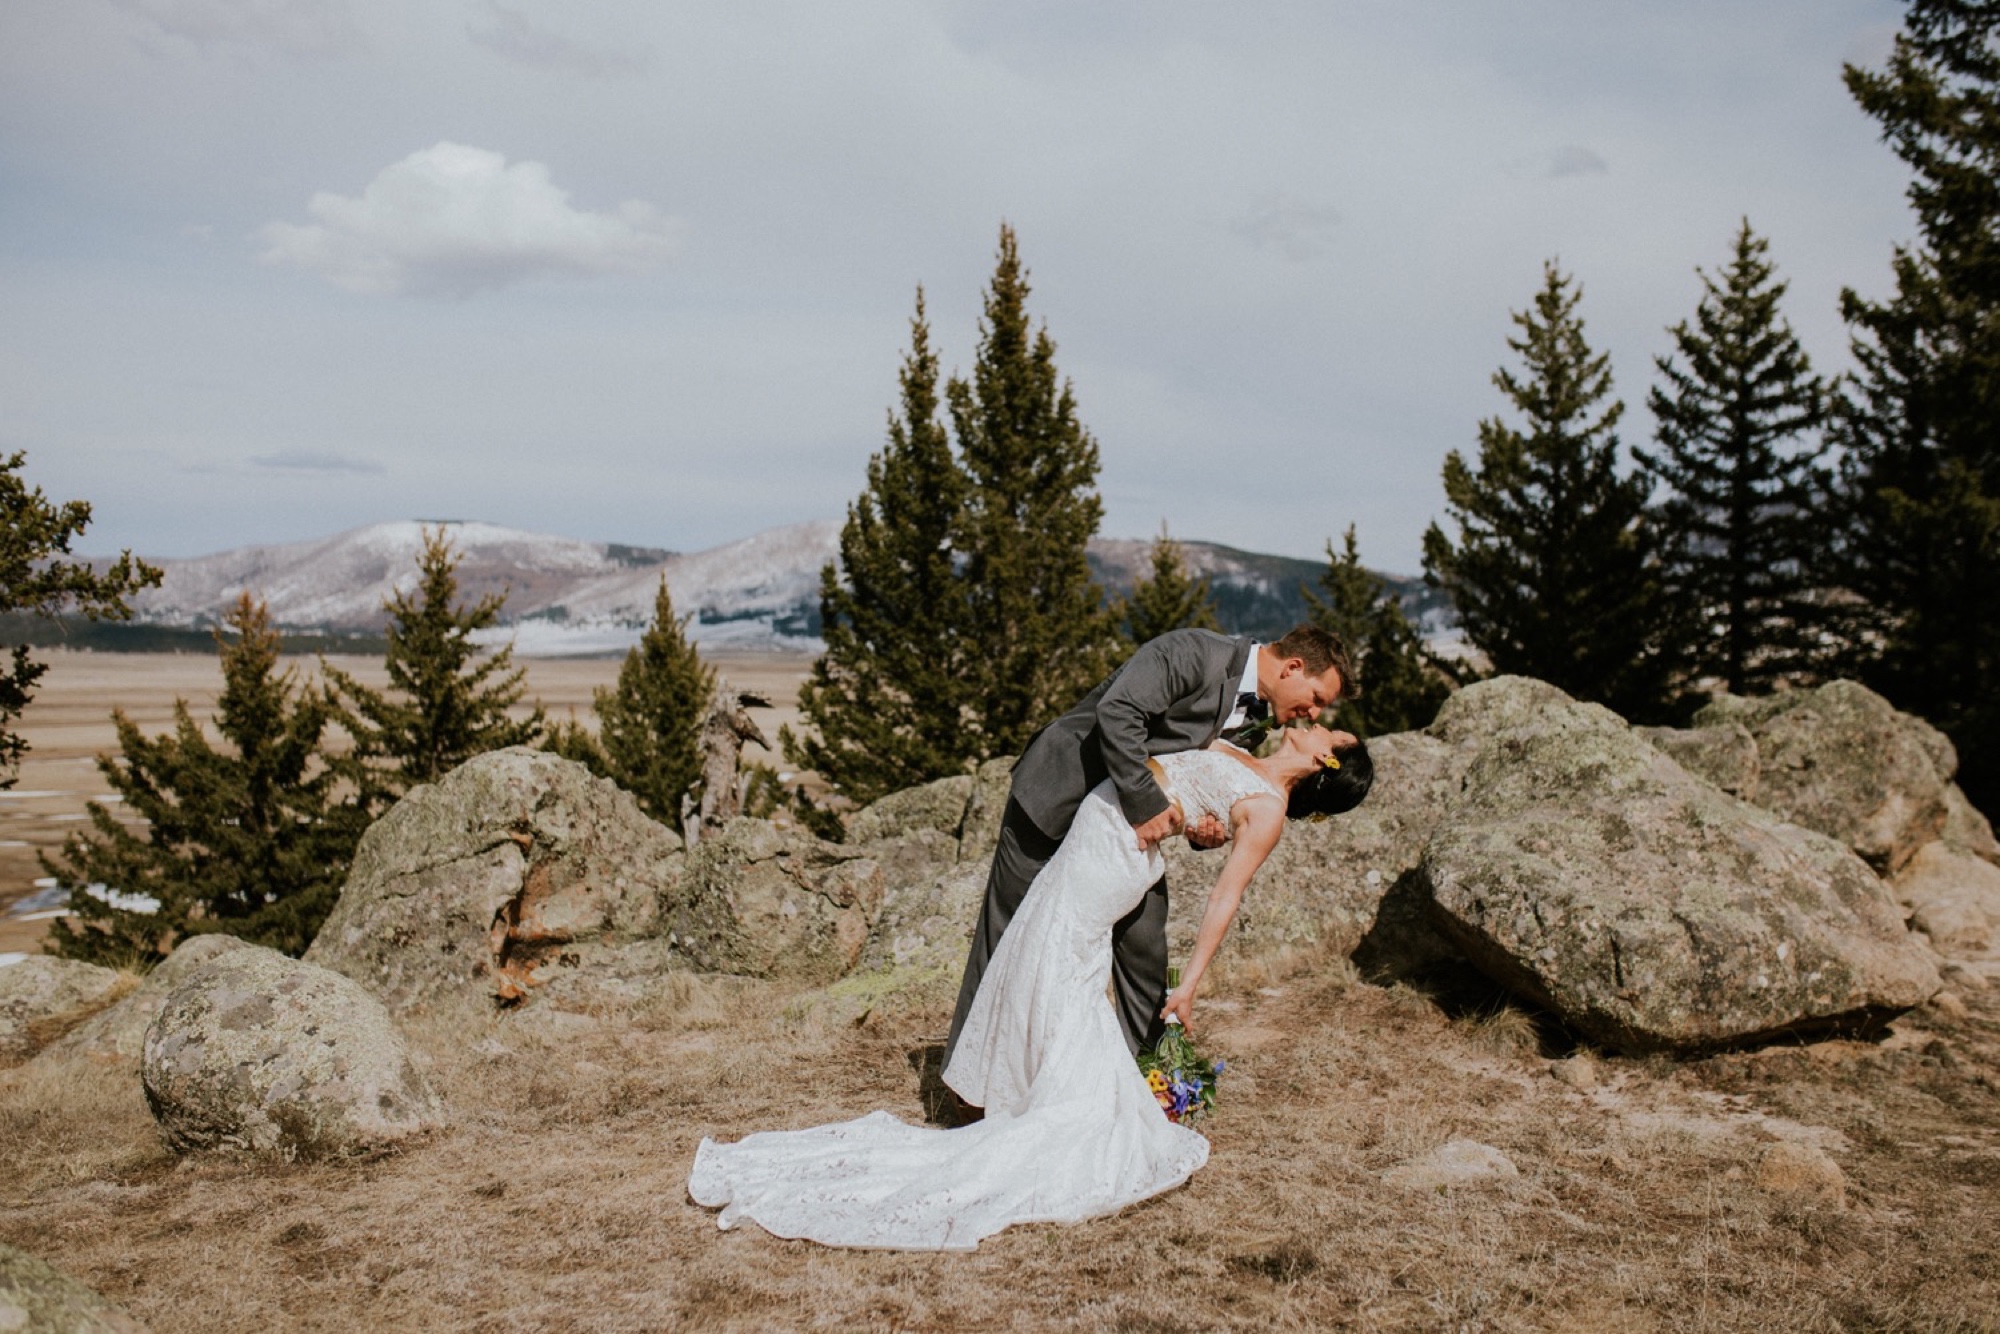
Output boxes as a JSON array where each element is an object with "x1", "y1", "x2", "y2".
[{"x1": 688, "y1": 723, "x2": 1372, "y2": 1252}]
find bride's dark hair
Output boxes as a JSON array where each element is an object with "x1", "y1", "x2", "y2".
[{"x1": 1287, "y1": 738, "x2": 1373, "y2": 820}]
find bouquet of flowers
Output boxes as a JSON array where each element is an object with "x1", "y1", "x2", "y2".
[{"x1": 1138, "y1": 976, "x2": 1223, "y2": 1125}]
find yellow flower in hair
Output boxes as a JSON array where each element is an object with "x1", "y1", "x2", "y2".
[{"x1": 1321, "y1": 753, "x2": 1341, "y2": 770}]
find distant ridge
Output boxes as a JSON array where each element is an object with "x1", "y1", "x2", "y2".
[{"x1": 57, "y1": 520, "x2": 1452, "y2": 657}]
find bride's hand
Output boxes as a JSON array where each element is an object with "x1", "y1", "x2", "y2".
[{"x1": 1159, "y1": 986, "x2": 1197, "y2": 1035}]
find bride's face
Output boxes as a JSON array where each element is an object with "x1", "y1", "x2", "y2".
[{"x1": 1281, "y1": 723, "x2": 1352, "y2": 762}]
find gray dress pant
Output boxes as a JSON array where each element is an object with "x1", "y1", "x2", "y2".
[{"x1": 943, "y1": 795, "x2": 1170, "y2": 1076}]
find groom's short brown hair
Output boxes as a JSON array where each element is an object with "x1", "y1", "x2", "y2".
[{"x1": 1270, "y1": 624, "x2": 1359, "y2": 700}]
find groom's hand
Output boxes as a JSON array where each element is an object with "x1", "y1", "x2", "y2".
[{"x1": 1133, "y1": 808, "x2": 1181, "y2": 851}]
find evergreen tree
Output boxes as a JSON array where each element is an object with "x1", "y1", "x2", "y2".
[
  {"x1": 949, "y1": 224, "x2": 1121, "y2": 756},
  {"x1": 542, "y1": 711, "x2": 611, "y2": 778},
  {"x1": 324, "y1": 526, "x2": 543, "y2": 799},
  {"x1": 1834, "y1": 0, "x2": 2000, "y2": 815},
  {"x1": 1637, "y1": 220, "x2": 1830, "y2": 697},
  {"x1": 595, "y1": 577, "x2": 714, "y2": 829},
  {"x1": 783, "y1": 290, "x2": 974, "y2": 805},
  {"x1": 45, "y1": 595, "x2": 365, "y2": 966},
  {"x1": 1307, "y1": 526, "x2": 1452, "y2": 736},
  {"x1": 1121, "y1": 524, "x2": 1219, "y2": 646},
  {"x1": 1422, "y1": 262, "x2": 1670, "y2": 719},
  {"x1": 0, "y1": 451, "x2": 161, "y2": 785}
]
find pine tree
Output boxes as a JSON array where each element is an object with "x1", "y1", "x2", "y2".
[
  {"x1": 1121, "y1": 524, "x2": 1219, "y2": 646},
  {"x1": 45, "y1": 595, "x2": 365, "y2": 966},
  {"x1": 783, "y1": 290, "x2": 974, "y2": 805},
  {"x1": 323, "y1": 526, "x2": 543, "y2": 799},
  {"x1": 0, "y1": 451, "x2": 161, "y2": 785},
  {"x1": 1834, "y1": 0, "x2": 2000, "y2": 815},
  {"x1": 1307, "y1": 526, "x2": 1452, "y2": 736},
  {"x1": 1637, "y1": 220, "x2": 1830, "y2": 697},
  {"x1": 595, "y1": 577, "x2": 714, "y2": 829},
  {"x1": 949, "y1": 224, "x2": 1121, "y2": 756},
  {"x1": 1422, "y1": 261, "x2": 1670, "y2": 719},
  {"x1": 542, "y1": 711, "x2": 611, "y2": 778}
]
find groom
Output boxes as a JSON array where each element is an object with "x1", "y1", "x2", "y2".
[{"x1": 943, "y1": 623, "x2": 1353, "y2": 1076}]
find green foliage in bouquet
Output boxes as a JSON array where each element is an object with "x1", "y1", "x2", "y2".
[{"x1": 1138, "y1": 1019, "x2": 1223, "y2": 1126}]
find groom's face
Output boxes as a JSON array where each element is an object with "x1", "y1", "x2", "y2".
[{"x1": 1267, "y1": 661, "x2": 1343, "y2": 723}]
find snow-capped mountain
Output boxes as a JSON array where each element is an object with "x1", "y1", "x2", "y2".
[
  {"x1": 120, "y1": 519, "x2": 1448, "y2": 656},
  {"x1": 129, "y1": 519, "x2": 840, "y2": 654}
]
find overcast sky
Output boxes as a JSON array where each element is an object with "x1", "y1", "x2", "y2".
[{"x1": 3, "y1": 0, "x2": 1914, "y2": 573}]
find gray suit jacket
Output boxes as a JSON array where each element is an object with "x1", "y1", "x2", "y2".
[{"x1": 1009, "y1": 629, "x2": 1253, "y2": 840}]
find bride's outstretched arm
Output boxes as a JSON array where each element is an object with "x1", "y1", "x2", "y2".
[{"x1": 1158, "y1": 797, "x2": 1284, "y2": 1034}]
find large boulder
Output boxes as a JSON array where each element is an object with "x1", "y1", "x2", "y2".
[
  {"x1": 1892, "y1": 842, "x2": 2000, "y2": 954},
  {"x1": 846, "y1": 774, "x2": 974, "y2": 846},
  {"x1": 956, "y1": 758, "x2": 1017, "y2": 865},
  {"x1": 1942, "y1": 785, "x2": 2000, "y2": 865},
  {"x1": 1422, "y1": 679, "x2": 1941, "y2": 1054},
  {"x1": 1636, "y1": 721, "x2": 1760, "y2": 800},
  {"x1": 43, "y1": 935, "x2": 251, "y2": 1067},
  {"x1": 1693, "y1": 682, "x2": 1952, "y2": 874},
  {"x1": 305, "y1": 748, "x2": 687, "y2": 1009},
  {"x1": 853, "y1": 860, "x2": 986, "y2": 977},
  {"x1": 0, "y1": 1243, "x2": 146, "y2": 1333},
  {"x1": 663, "y1": 818, "x2": 887, "y2": 984},
  {"x1": 142, "y1": 943, "x2": 445, "y2": 1157},
  {"x1": 0, "y1": 955, "x2": 128, "y2": 1066}
]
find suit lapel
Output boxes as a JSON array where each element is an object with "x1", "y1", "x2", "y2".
[{"x1": 1204, "y1": 636, "x2": 1254, "y2": 744}]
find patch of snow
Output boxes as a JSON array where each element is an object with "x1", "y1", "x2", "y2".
[
  {"x1": 82, "y1": 883, "x2": 158, "y2": 915},
  {"x1": 0, "y1": 953, "x2": 26, "y2": 969}
]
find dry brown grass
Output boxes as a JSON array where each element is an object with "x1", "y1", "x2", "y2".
[{"x1": 2, "y1": 949, "x2": 1997, "y2": 1332}]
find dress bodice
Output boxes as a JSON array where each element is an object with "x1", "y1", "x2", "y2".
[{"x1": 1152, "y1": 748, "x2": 1283, "y2": 828}]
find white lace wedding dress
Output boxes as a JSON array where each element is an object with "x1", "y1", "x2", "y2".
[{"x1": 687, "y1": 748, "x2": 1281, "y2": 1251}]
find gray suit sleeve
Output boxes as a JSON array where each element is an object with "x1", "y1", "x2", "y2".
[{"x1": 1095, "y1": 632, "x2": 1213, "y2": 827}]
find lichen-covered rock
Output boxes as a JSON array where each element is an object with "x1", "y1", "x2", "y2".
[
  {"x1": 1893, "y1": 842, "x2": 2000, "y2": 954},
  {"x1": 1942, "y1": 784, "x2": 2000, "y2": 865},
  {"x1": 43, "y1": 935, "x2": 250, "y2": 1067},
  {"x1": 0, "y1": 1243, "x2": 147, "y2": 1333},
  {"x1": 304, "y1": 748, "x2": 686, "y2": 1009},
  {"x1": 1694, "y1": 681, "x2": 1950, "y2": 874},
  {"x1": 142, "y1": 943, "x2": 445, "y2": 1157},
  {"x1": 956, "y1": 757, "x2": 1016, "y2": 865},
  {"x1": 1423, "y1": 685, "x2": 1940, "y2": 1054},
  {"x1": 1163, "y1": 731, "x2": 1470, "y2": 979},
  {"x1": 0, "y1": 955, "x2": 128, "y2": 1066},
  {"x1": 1638, "y1": 721, "x2": 1760, "y2": 800},
  {"x1": 1427, "y1": 675, "x2": 1618, "y2": 749},
  {"x1": 854, "y1": 860, "x2": 986, "y2": 976},
  {"x1": 846, "y1": 774, "x2": 974, "y2": 846},
  {"x1": 664, "y1": 818, "x2": 885, "y2": 984}
]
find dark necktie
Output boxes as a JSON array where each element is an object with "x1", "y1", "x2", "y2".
[{"x1": 1224, "y1": 693, "x2": 1271, "y2": 747}]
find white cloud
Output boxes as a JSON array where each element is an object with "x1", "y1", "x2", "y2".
[
  {"x1": 1230, "y1": 194, "x2": 1342, "y2": 262},
  {"x1": 467, "y1": 3, "x2": 648, "y2": 79},
  {"x1": 111, "y1": 0, "x2": 364, "y2": 59},
  {"x1": 257, "y1": 142, "x2": 682, "y2": 298}
]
